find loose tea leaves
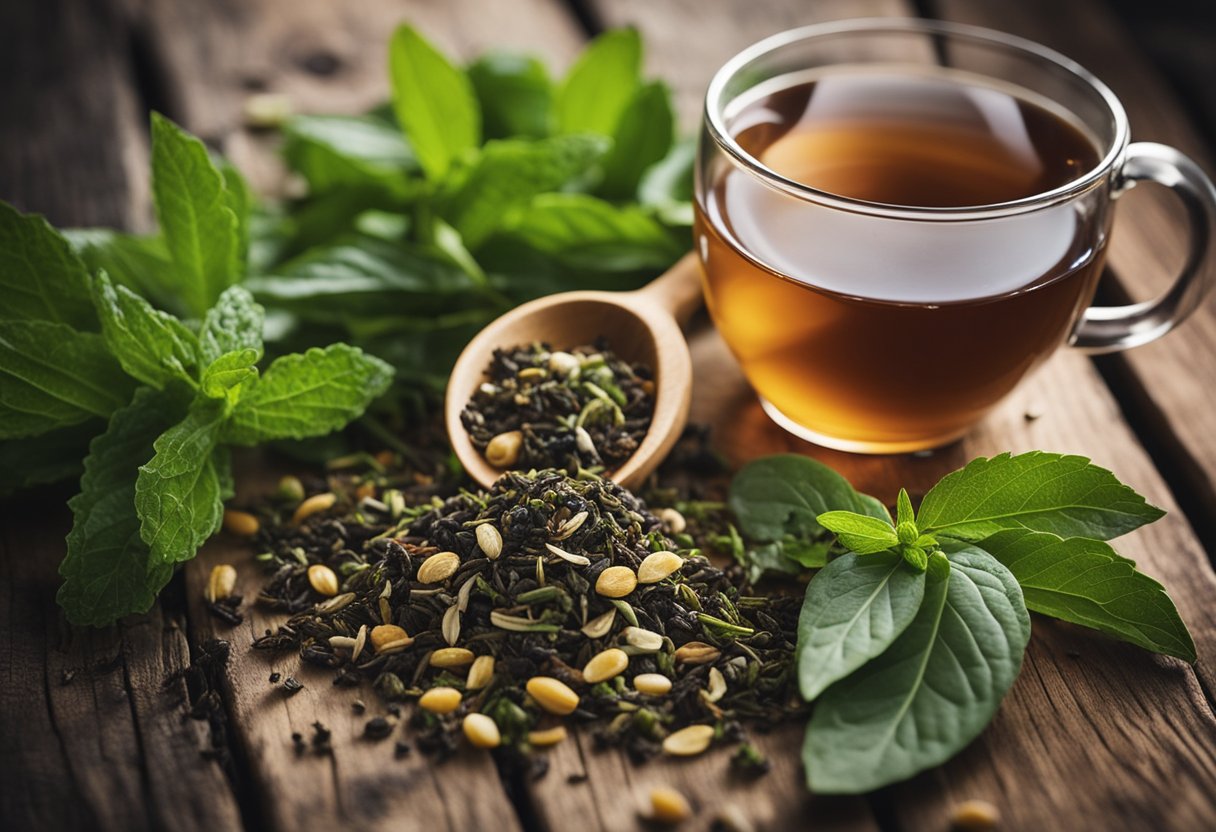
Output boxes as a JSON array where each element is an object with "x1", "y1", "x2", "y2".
[{"x1": 460, "y1": 340, "x2": 655, "y2": 474}]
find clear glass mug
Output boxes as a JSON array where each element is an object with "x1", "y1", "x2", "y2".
[{"x1": 694, "y1": 19, "x2": 1216, "y2": 453}]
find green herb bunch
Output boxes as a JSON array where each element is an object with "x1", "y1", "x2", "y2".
[
  {"x1": 0, "y1": 116, "x2": 391, "y2": 624},
  {"x1": 729, "y1": 453, "x2": 1195, "y2": 793}
]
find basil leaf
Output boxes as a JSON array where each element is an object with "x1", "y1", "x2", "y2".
[
  {"x1": 805, "y1": 550, "x2": 1029, "y2": 793},
  {"x1": 555, "y1": 28, "x2": 641, "y2": 135},
  {"x1": 0, "y1": 421, "x2": 98, "y2": 495},
  {"x1": 743, "y1": 537, "x2": 830, "y2": 584},
  {"x1": 198, "y1": 286, "x2": 264, "y2": 366},
  {"x1": 796, "y1": 552, "x2": 925, "y2": 702},
  {"x1": 150, "y1": 113, "x2": 241, "y2": 316},
  {"x1": 388, "y1": 24, "x2": 480, "y2": 181},
  {"x1": 91, "y1": 271, "x2": 199, "y2": 389},
  {"x1": 443, "y1": 134, "x2": 610, "y2": 249},
  {"x1": 282, "y1": 114, "x2": 417, "y2": 195},
  {"x1": 467, "y1": 52, "x2": 553, "y2": 139},
  {"x1": 0, "y1": 321, "x2": 134, "y2": 438},
  {"x1": 64, "y1": 228, "x2": 181, "y2": 316},
  {"x1": 0, "y1": 202, "x2": 97, "y2": 328},
  {"x1": 730, "y1": 454, "x2": 890, "y2": 543},
  {"x1": 896, "y1": 488, "x2": 915, "y2": 528},
  {"x1": 201, "y1": 348, "x2": 259, "y2": 404},
  {"x1": 58, "y1": 388, "x2": 186, "y2": 625},
  {"x1": 598, "y1": 81, "x2": 675, "y2": 200},
  {"x1": 222, "y1": 344, "x2": 393, "y2": 444},
  {"x1": 135, "y1": 397, "x2": 228, "y2": 565},
  {"x1": 817, "y1": 511, "x2": 899, "y2": 555},
  {"x1": 638, "y1": 138, "x2": 695, "y2": 226},
  {"x1": 973, "y1": 529, "x2": 1195, "y2": 661},
  {"x1": 918, "y1": 451, "x2": 1164, "y2": 541}
]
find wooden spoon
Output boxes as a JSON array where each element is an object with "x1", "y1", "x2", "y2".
[{"x1": 445, "y1": 253, "x2": 704, "y2": 491}]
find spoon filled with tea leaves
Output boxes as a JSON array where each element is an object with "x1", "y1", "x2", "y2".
[{"x1": 446, "y1": 254, "x2": 702, "y2": 490}]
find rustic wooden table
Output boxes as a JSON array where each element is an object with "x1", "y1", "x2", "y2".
[{"x1": 4, "y1": 1, "x2": 1216, "y2": 830}]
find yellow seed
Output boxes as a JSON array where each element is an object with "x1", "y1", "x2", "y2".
[
  {"x1": 637, "y1": 551, "x2": 683, "y2": 584},
  {"x1": 476, "y1": 524, "x2": 503, "y2": 559},
  {"x1": 206, "y1": 564, "x2": 237, "y2": 602},
  {"x1": 633, "y1": 673, "x2": 673, "y2": 696},
  {"x1": 951, "y1": 800, "x2": 1000, "y2": 832},
  {"x1": 595, "y1": 566, "x2": 638, "y2": 598},
  {"x1": 222, "y1": 509, "x2": 259, "y2": 537},
  {"x1": 623, "y1": 626, "x2": 664, "y2": 652},
  {"x1": 307, "y1": 564, "x2": 340, "y2": 596},
  {"x1": 370, "y1": 624, "x2": 413, "y2": 653},
  {"x1": 649, "y1": 786, "x2": 693, "y2": 823},
  {"x1": 463, "y1": 713, "x2": 501, "y2": 749},
  {"x1": 527, "y1": 725, "x2": 568, "y2": 747},
  {"x1": 581, "y1": 608, "x2": 616, "y2": 639},
  {"x1": 674, "y1": 641, "x2": 721, "y2": 665},
  {"x1": 662, "y1": 724, "x2": 715, "y2": 756},
  {"x1": 526, "y1": 676, "x2": 580, "y2": 715},
  {"x1": 293, "y1": 492, "x2": 336, "y2": 524},
  {"x1": 430, "y1": 647, "x2": 475, "y2": 668},
  {"x1": 583, "y1": 648, "x2": 629, "y2": 684},
  {"x1": 417, "y1": 551, "x2": 461, "y2": 584},
  {"x1": 485, "y1": 430, "x2": 523, "y2": 468},
  {"x1": 706, "y1": 667, "x2": 727, "y2": 703},
  {"x1": 418, "y1": 686, "x2": 462, "y2": 714},
  {"x1": 657, "y1": 507, "x2": 687, "y2": 535},
  {"x1": 466, "y1": 655, "x2": 496, "y2": 690}
]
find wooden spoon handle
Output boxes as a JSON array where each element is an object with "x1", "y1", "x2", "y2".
[{"x1": 634, "y1": 253, "x2": 704, "y2": 327}]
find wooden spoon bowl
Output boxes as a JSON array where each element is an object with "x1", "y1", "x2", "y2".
[{"x1": 445, "y1": 254, "x2": 703, "y2": 491}]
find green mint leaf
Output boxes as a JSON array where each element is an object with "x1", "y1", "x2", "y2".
[
  {"x1": 638, "y1": 138, "x2": 695, "y2": 226},
  {"x1": 0, "y1": 321, "x2": 134, "y2": 438},
  {"x1": 467, "y1": 52, "x2": 553, "y2": 139},
  {"x1": 64, "y1": 228, "x2": 182, "y2": 316},
  {"x1": 443, "y1": 134, "x2": 610, "y2": 249},
  {"x1": 91, "y1": 271, "x2": 199, "y2": 389},
  {"x1": 282, "y1": 114, "x2": 418, "y2": 196},
  {"x1": 817, "y1": 511, "x2": 900, "y2": 555},
  {"x1": 221, "y1": 344, "x2": 393, "y2": 444},
  {"x1": 388, "y1": 24, "x2": 480, "y2": 181},
  {"x1": 0, "y1": 421, "x2": 98, "y2": 495},
  {"x1": 730, "y1": 454, "x2": 890, "y2": 543},
  {"x1": 598, "y1": 80, "x2": 675, "y2": 199},
  {"x1": 198, "y1": 286, "x2": 264, "y2": 366},
  {"x1": 896, "y1": 488, "x2": 915, "y2": 528},
  {"x1": 971, "y1": 530, "x2": 1196, "y2": 661},
  {"x1": 900, "y1": 544, "x2": 928, "y2": 572},
  {"x1": 555, "y1": 28, "x2": 641, "y2": 135},
  {"x1": 57, "y1": 388, "x2": 187, "y2": 625},
  {"x1": 151, "y1": 112, "x2": 241, "y2": 316},
  {"x1": 219, "y1": 158, "x2": 253, "y2": 265},
  {"x1": 135, "y1": 397, "x2": 228, "y2": 565},
  {"x1": 917, "y1": 451, "x2": 1165, "y2": 541},
  {"x1": 805, "y1": 550, "x2": 1029, "y2": 793},
  {"x1": 504, "y1": 193, "x2": 683, "y2": 271},
  {"x1": 201, "y1": 348, "x2": 259, "y2": 404},
  {"x1": 796, "y1": 551, "x2": 926, "y2": 702},
  {"x1": 0, "y1": 202, "x2": 97, "y2": 328}
]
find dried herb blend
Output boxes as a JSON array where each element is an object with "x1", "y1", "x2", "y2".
[
  {"x1": 460, "y1": 340, "x2": 656, "y2": 475},
  {"x1": 249, "y1": 467, "x2": 800, "y2": 764}
]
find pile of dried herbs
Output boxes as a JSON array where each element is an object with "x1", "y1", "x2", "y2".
[
  {"x1": 247, "y1": 464, "x2": 801, "y2": 768},
  {"x1": 460, "y1": 340, "x2": 655, "y2": 476}
]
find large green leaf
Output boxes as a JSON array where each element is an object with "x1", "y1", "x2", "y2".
[
  {"x1": 598, "y1": 81, "x2": 674, "y2": 199},
  {"x1": 555, "y1": 28, "x2": 640, "y2": 135},
  {"x1": 796, "y1": 552, "x2": 926, "y2": 701},
  {"x1": 817, "y1": 512, "x2": 900, "y2": 555},
  {"x1": 467, "y1": 52, "x2": 553, "y2": 139},
  {"x1": 91, "y1": 271, "x2": 199, "y2": 389},
  {"x1": 282, "y1": 114, "x2": 417, "y2": 195},
  {"x1": 0, "y1": 202, "x2": 97, "y2": 328},
  {"x1": 64, "y1": 228, "x2": 180, "y2": 315},
  {"x1": 918, "y1": 452, "x2": 1164, "y2": 541}
]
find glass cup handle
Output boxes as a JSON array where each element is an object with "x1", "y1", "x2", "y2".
[{"x1": 1072, "y1": 142, "x2": 1216, "y2": 354}]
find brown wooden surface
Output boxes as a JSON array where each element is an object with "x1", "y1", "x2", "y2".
[{"x1": 3, "y1": 0, "x2": 1216, "y2": 830}]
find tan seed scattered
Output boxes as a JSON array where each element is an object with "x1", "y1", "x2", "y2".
[
  {"x1": 222, "y1": 510, "x2": 259, "y2": 537},
  {"x1": 951, "y1": 800, "x2": 1000, "y2": 832},
  {"x1": 430, "y1": 647, "x2": 475, "y2": 668},
  {"x1": 352, "y1": 624, "x2": 367, "y2": 662},
  {"x1": 307, "y1": 564, "x2": 340, "y2": 596},
  {"x1": 633, "y1": 673, "x2": 673, "y2": 696},
  {"x1": 657, "y1": 507, "x2": 687, "y2": 535},
  {"x1": 463, "y1": 713, "x2": 501, "y2": 749},
  {"x1": 417, "y1": 551, "x2": 461, "y2": 584},
  {"x1": 674, "y1": 642, "x2": 721, "y2": 665},
  {"x1": 714, "y1": 805, "x2": 756, "y2": 832},
  {"x1": 552, "y1": 511, "x2": 588, "y2": 541},
  {"x1": 706, "y1": 667, "x2": 727, "y2": 703},
  {"x1": 582, "y1": 648, "x2": 629, "y2": 684},
  {"x1": 206, "y1": 564, "x2": 237, "y2": 602},
  {"x1": 466, "y1": 655, "x2": 495, "y2": 690},
  {"x1": 293, "y1": 492, "x2": 336, "y2": 524},
  {"x1": 328, "y1": 635, "x2": 358, "y2": 650},
  {"x1": 649, "y1": 786, "x2": 693, "y2": 824},
  {"x1": 317, "y1": 592, "x2": 355, "y2": 614},
  {"x1": 419, "y1": 686, "x2": 462, "y2": 714},
  {"x1": 476, "y1": 524, "x2": 503, "y2": 559},
  {"x1": 662, "y1": 724, "x2": 715, "y2": 756},
  {"x1": 623, "y1": 627, "x2": 663, "y2": 652},
  {"x1": 526, "y1": 676, "x2": 580, "y2": 715},
  {"x1": 545, "y1": 542, "x2": 591, "y2": 567},
  {"x1": 457, "y1": 575, "x2": 476, "y2": 612},
  {"x1": 581, "y1": 608, "x2": 616, "y2": 639},
  {"x1": 637, "y1": 551, "x2": 683, "y2": 584},
  {"x1": 485, "y1": 430, "x2": 523, "y2": 468},
  {"x1": 442, "y1": 605, "x2": 461, "y2": 646},
  {"x1": 595, "y1": 566, "x2": 638, "y2": 598},
  {"x1": 527, "y1": 725, "x2": 568, "y2": 747},
  {"x1": 370, "y1": 624, "x2": 413, "y2": 654}
]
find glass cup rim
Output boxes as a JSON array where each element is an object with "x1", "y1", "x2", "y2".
[{"x1": 703, "y1": 18, "x2": 1131, "y2": 221}]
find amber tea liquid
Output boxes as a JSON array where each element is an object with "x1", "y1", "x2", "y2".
[{"x1": 696, "y1": 68, "x2": 1107, "y2": 450}]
